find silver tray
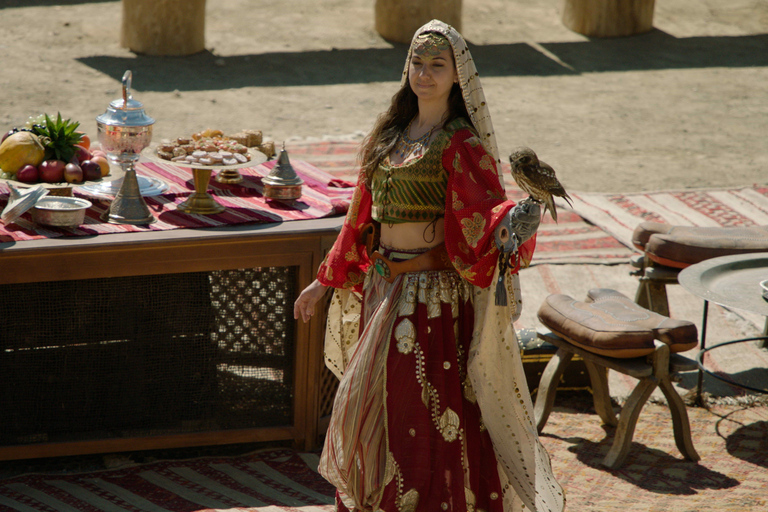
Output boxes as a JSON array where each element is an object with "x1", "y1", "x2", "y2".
[
  {"x1": 79, "y1": 175, "x2": 169, "y2": 197},
  {"x1": 140, "y1": 144, "x2": 268, "y2": 170},
  {"x1": 679, "y1": 252, "x2": 768, "y2": 316}
]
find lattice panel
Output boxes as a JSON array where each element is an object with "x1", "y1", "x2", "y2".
[
  {"x1": 209, "y1": 267, "x2": 294, "y2": 357},
  {"x1": 0, "y1": 267, "x2": 297, "y2": 446}
]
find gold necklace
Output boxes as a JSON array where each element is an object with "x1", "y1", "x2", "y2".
[{"x1": 394, "y1": 118, "x2": 439, "y2": 158}]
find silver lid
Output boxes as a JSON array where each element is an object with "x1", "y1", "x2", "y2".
[
  {"x1": 263, "y1": 144, "x2": 304, "y2": 187},
  {"x1": 96, "y1": 70, "x2": 155, "y2": 127},
  {"x1": 1, "y1": 184, "x2": 49, "y2": 224}
]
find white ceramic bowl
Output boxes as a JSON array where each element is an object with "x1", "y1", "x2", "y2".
[{"x1": 32, "y1": 196, "x2": 92, "y2": 227}]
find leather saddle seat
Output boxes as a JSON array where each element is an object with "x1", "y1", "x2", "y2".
[
  {"x1": 537, "y1": 288, "x2": 697, "y2": 358},
  {"x1": 632, "y1": 221, "x2": 768, "y2": 269}
]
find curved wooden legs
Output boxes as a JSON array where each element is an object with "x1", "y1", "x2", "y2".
[
  {"x1": 584, "y1": 360, "x2": 618, "y2": 427},
  {"x1": 535, "y1": 334, "x2": 699, "y2": 469},
  {"x1": 602, "y1": 375, "x2": 658, "y2": 468},
  {"x1": 659, "y1": 376, "x2": 701, "y2": 462},
  {"x1": 534, "y1": 349, "x2": 574, "y2": 433}
]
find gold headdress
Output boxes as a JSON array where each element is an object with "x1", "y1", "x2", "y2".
[
  {"x1": 401, "y1": 19, "x2": 500, "y2": 165},
  {"x1": 412, "y1": 32, "x2": 450, "y2": 57}
]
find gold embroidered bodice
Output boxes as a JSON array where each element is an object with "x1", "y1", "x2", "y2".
[{"x1": 370, "y1": 126, "x2": 452, "y2": 224}]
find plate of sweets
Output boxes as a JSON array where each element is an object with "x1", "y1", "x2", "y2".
[{"x1": 144, "y1": 128, "x2": 275, "y2": 169}]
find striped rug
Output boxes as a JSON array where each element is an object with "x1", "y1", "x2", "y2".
[
  {"x1": 562, "y1": 185, "x2": 768, "y2": 250},
  {"x1": 2, "y1": 405, "x2": 765, "y2": 512},
  {"x1": 0, "y1": 449, "x2": 335, "y2": 511}
]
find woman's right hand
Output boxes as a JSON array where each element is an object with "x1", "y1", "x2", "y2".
[{"x1": 294, "y1": 279, "x2": 330, "y2": 323}]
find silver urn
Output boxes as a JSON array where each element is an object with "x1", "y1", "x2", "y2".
[
  {"x1": 263, "y1": 144, "x2": 304, "y2": 200},
  {"x1": 96, "y1": 70, "x2": 156, "y2": 224}
]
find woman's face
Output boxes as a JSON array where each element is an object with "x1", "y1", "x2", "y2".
[{"x1": 408, "y1": 44, "x2": 457, "y2": 105}]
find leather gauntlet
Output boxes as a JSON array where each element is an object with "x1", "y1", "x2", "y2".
[
  {"x1": 494, "y1": 200, "x2": 541, "y2": 252},
  {"x1": 493, "y1": 200, "x2": 541, "y2": 306}
]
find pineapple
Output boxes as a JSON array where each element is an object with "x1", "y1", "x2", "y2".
[{"x1": 31, "y1": 113, "x2": 83, "y2": 163}]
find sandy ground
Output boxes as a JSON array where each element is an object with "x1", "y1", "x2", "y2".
[
  {"x1": 0, "y1": 0, "x2": 766, "y2": 193},
  {"x1": 0, "y1": 1, "x2": 766, "y2": 481}
]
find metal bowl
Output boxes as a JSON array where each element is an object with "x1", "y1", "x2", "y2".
[{"x1": 32, "y1": 196, "x2": 92, "y2": 227}]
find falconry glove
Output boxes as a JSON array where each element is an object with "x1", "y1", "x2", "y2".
[
  {"x1": 495, "y1": 200, "x2": 541, "y2": 251},
  {"x1": 493, "y1": 200, "x2": 541, "y2": 306}
]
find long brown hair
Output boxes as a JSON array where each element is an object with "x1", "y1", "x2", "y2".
[{"x1": 358, "y1": 47, "x2": 470, "y2": 187}]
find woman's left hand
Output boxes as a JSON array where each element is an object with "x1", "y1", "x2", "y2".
[
  {"x1": 509, "y1": 201, "x2": 541, "y2": 244},
  {"x1": 293, "y1": 279, "x2": 330, "y2": 323},
  {"x1": 494, "y1": 201, "x2": 541, "y2": 251}
]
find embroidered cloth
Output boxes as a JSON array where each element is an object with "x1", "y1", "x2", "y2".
[{"x1": 317, "y1": 19, "x2": 565, "y2": 512}]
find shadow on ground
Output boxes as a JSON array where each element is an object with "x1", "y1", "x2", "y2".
[
  {"x1": 544, "y1": 428, "x2": 740, "y2": 495},
  {"x1": 77, "y1": 29, "x2": 768, "y2": 92}
]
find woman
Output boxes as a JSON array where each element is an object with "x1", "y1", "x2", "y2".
[{"x1": 294, "y1": 20, "x2": 565, "y2": 512}]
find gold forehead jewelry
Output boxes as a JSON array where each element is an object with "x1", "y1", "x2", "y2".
[{"x1": 413, "y1": 32, "x2": 450, "y2": 57}]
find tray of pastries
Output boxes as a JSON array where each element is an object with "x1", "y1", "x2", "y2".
[{"x1": 145, "y1": 128, "x2": 274, "y2": 169}]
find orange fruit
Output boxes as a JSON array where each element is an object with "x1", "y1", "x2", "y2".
[
  {"x1": 76, "y1": 132, "x2": 91, "y2": 150},
  {"x1": 91, "y1": 155, "x2": 110, "y2": 177}
]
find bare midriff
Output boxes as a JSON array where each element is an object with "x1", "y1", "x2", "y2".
[{"x1": 379, "y1": 218, "x2": 445, "y2": 251}]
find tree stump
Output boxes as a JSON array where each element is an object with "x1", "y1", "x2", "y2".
[
  {"x1": 375, "y1": 0, "x2": 462, "y2": 44},
  {"x1": 560, "y1": 0, "x2": 655, "y2": 38},
  {"x1": 121, "y1": 0, "x2": 207, "y2": 56}
]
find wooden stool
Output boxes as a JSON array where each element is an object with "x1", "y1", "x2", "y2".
[
  {"x1": 534, "y1": 331, "x2": 700, "y2": 468},
  {"x1": 631, "y1": 221, "x2": 768, "y2": 344},
  {"x1": 631, "y1": 253, "x2": 680, "y2": 317}
]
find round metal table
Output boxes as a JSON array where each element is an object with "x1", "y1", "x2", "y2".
[{"x1": 679, "y1": 252, "x2": 768, "y2": 400}]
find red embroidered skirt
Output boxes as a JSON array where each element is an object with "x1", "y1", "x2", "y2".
[{"x1": 324, "y1": 269, "x2": 506, "y2": 512}]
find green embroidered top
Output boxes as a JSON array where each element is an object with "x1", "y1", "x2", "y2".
[{"x1": 370, "y1": 119, "x2": 471, "y2": 224}]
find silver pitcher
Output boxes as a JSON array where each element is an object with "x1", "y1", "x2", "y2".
[{"x1": 96, "y1": 70, "x2": 155, "y2": 224}]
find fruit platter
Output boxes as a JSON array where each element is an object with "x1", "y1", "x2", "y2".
[{"x1": 0, "y1": 113, "x2": 111, "y2": 188}]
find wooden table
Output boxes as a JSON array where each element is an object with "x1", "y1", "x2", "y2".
[{"x1": 0, "y1": 216, "x2": 342, "y2": 461}]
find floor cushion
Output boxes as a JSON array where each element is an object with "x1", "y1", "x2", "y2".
[
  {"x1": 585, "y1": 288, "x2": 697, "y2": 352},
  {"x1": 537, "y1": 293, "x2": 657, "y2": 358}
]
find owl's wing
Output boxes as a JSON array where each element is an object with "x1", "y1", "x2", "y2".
[{"x1": 539, "y1": 161, "x2": 573, "y2": 207}]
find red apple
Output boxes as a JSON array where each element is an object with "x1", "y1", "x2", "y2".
[
  {"x1": 81, "y1": 160, "x2": 102, "y2": 181},
  {"x1": 73, "y1": 145, "x2": 92, "y2": 164},
  {"x1": 39, "y1": 159, "x2": 66, "y2": 183},
  {"x1": 64, "y1": 162, "x2": 83, "y2": 184},
  {"x1": 16, "y1": 164, "x2": 39, "y2": 183}
]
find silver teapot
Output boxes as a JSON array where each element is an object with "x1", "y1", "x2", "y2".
[{"x1": 96, "y1": 70, "x2": 155, "y2": 224}]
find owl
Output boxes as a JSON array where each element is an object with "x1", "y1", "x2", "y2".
[{"x1": 509, "y1": 146, "x2": 573, "y2": 223}]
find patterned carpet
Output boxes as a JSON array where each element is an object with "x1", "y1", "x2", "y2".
[
  {"x1": 539, "y1": 396, "x2": 768, "y2": 512},
  {"x1": 561, "y1": 185, "x2": 768, "y2": 249},
  {"x1": 1, "y1": 399, "x2": 765, "y2": 511},
  {"x1": 0, "y1": 448, "x2": 335, "y2": 511}
]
